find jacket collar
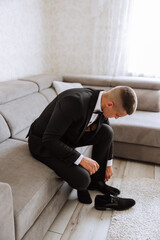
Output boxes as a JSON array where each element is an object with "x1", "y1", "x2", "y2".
[{"x1": 75, "y1": 89, "x2": 103, "y2": 144}]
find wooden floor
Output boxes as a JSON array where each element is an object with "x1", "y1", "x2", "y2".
[{"x1": 43, "y1": 159, "x2": 160, "y2": 240}]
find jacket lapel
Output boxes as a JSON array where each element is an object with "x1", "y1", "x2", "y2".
[{"x1": 75, "y1": 89, "x2": 103, "y2": 144}]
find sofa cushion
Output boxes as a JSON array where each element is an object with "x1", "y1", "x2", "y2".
[
  {"x1": 76, "y1": 146, "x2": 89, "y2": 155},
  {"x1": 0, "y1": 80, "x2": 38, "y2": 104},
  {"x1": 0, "y1": 93, "x2": 48, "y2": 136},
  {"x1": 63, "y1": 74, "x2": 160, "y2": 90},
  {"x1": 20, "y1": 74, "x2": 63, "y2": 91},
  {"x1": 53, "y1": 81, "x2": 83, "y2": 94},
  {"x1": 83, "y1": 85, "x2": 111, "y2": 92},
  {"x1": 40, "y1": 88, "x2": 57, "y2": 103},
  {"x1": 0, "y1": 139, "x2": 63, "y2": 240},
  {"x1": 0, "y1": 182, "x2": 15, "y2": 240},
  {"x1": 114, "y1": 141, "x2": 160, "y2": 164},
  {"x1": 63, "y1": 75, "x2": 111, "y2": 87},
  {"x1": 110, "y1": 111, "x2": 160, "y2": 148},
  {"x1": 0, "y1": 114, "x2": 10, "y2": 143},
  {"x1": 111, "y1": 76, "x2": 160, "y2": 90},
  {"x1": 134, "y1": 88, "x2": 160, "y2": 112},
  {"x1": 64, "y1": 75, "x2": 160, "y2": 90},
  {"x1": 13, "y1": 127, "x2": 29, "y2": 142}
]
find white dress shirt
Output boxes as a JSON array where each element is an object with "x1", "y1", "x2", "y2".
[{"x1": 74, "y1": 91, "x2": 113, "y2": 167}]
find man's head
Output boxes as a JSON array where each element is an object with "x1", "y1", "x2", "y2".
[{"x1": 101, "y1": 86, "x2": 137, "y2": 119}]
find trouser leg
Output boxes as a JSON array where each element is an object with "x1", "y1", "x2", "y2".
[
  {"x1": 75, "y1": 124, "x2": 113, "y2": 183},
  {"x1": 28, "y1": 137, "x2": 91, "y2": 190}
]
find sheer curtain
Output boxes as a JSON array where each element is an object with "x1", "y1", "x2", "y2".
[
  {"x1": 91, "y1": 0, "x2": 160, "y2": 77},
  {"x1": 91, "y1": 0, "x2": 133, "y2": 76}
]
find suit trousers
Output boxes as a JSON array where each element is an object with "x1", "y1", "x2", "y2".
[{"x1": 28, "y1": 124, "x2": 113, "y2": 191}]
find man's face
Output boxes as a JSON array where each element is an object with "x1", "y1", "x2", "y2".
[{"x1": 103, "y1": 105, "x2": 127, "y2": 119}]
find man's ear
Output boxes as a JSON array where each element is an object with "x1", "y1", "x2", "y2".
[{"x1": 106, "y1": 101, "x2": 114, "y2": 108}]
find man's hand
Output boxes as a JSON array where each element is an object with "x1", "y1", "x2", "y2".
[
  {"x1": 104, "y1": 166, "x2": 113, "y2": 182},
  {"x1": 80, "y1": 157, "x2": 99, "y2": 175}
]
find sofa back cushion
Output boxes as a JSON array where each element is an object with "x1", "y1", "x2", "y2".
[
  {"x1": 0, "y1": 114, "x2": 10, "y2": 143},
  {"x1": 111, "y1": 76, "x2": 160, "y2": 90},
  {"x1": 20, "y1": 74, "x2": 63, "y2": 91},
  {"x1": 40, "y1": 88, "x2": 57, "y2": 103},
  {"x1": 64, "y1": 75, "x2": 111, "y2": 87},
  {"x1": 0, "y1": 93, "x2": 48, "y2": 136},
  {"x1": 134, "y1": 89, "x2": 160, "y2": 112},
  {"x1": 0, "y1": 80, "x2": 38, "y2": 104}
]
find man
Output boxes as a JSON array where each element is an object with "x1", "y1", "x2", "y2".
[{"x1": 27, "y1": 86, "x2": 137, "y2": 210}]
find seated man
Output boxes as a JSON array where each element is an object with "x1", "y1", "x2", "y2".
[{"x1": 27, "y1": 86, "x2": 137, "y2": 210}]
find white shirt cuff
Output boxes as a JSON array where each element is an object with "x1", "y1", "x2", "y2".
[
  {"x1": 74, "y1": 154, "x2": 84, "y2": 165},
  {"x1": 107, "y1": 159, "x2": 113, "y2": 167}
]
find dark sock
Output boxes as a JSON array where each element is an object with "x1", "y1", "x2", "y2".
[{"x1": 77, "y1": 190, "x2": 92, "y2": 204}]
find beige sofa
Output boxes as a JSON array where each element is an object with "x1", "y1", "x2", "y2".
[{"x1": 0, "y1": 74, "x2": 160, "y2": 240}]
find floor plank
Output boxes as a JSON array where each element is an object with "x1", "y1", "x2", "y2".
[
  {"x1": 61, "y1": 191, "x2": 112, "y2": 240},
  {"x1": 124, "y1": 161, "x2": 155, "y2": 179},
  {"x1": 155, "y1": 165, "x2": 160, "y2": 180},
  {"x1": 43, "y1": 231, "x2": 61, "y2": 240},
  {"x1": 60, "y1": 178, "x2": 122, "y2": 240},
  {"x1": 49, "y1": 189, "x2": 78, "y2": 234},
  {"x1": 112, "y1": 158, "x2": 127, "y2": 178}
]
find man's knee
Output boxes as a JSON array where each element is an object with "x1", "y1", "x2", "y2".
[
  {"x1": 101, "y1": 124, "x2": 113, "y2": 142},
  {"x1": 70, "y1": 168, "x2": 91, "y2": 191}
]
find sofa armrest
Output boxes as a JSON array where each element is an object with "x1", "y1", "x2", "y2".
[{"x1": 0, "y1": 182, "x2": 15, "y2": 240}]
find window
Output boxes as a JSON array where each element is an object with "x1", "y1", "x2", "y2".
[{"x1": 128, "y1": 0, "x2": 160, "y2": 77}]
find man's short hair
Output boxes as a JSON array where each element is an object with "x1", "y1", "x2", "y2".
[{"x1": 110, "y1": 86, "x2": 137, "y2": 115}]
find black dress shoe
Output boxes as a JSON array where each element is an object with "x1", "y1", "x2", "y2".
[
  {"x1": 88, "y1": 180, "x2": 120, "y2": 196},
  {"x1": 77, "y1": 190, "x2": 92, "y2": 204},
  {"x1": 95, "y1": 193, "x2": 136, "y2": 211}
]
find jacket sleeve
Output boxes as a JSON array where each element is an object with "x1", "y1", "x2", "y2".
[{"x1": 42, "y1": 96, "x2": 82, "y2": 166}]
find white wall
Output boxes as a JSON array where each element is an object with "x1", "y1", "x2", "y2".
[
  {"x1": 0, "y1": 0, "x2": 96, "y2": 82},
  {"x1": 0, "y1": 0, "x2": 55, "y2": 82},
  {"x1": 51, "y1": 0, "x2": 94, "y2": 75}
]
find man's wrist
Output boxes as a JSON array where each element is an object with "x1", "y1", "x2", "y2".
[
  {"x1": 74, "y1": 154, "x2": 84, "y2": 165},
  {"x1": 107, "y1": 159, "x2": 113, "y2": 167}
]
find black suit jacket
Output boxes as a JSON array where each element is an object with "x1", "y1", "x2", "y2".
[{"x1": 29, "y1": 88, "x2": 108, "y2": 166}]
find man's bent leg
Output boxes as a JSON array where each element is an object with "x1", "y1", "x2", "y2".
[
  {"x1": 30, "y1": 152, "x2": 91, "y2": 191},
  {"x1": 75, "y1": 124, "x2": 113, "y2": 183},
  {"x1": 28, "y1": 133, "x2": 91, "y2": 191},
  {"x1": 91, "y1": 125, "x2": 113, "y2": 182}
]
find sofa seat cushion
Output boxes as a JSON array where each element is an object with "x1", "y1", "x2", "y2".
[
  {"x1": 0, "y1": 139, "x2": 63, "y2": 240},
  {"x1": 13, "y1": 127, "x2": 29, "y2": 142},
  {"x1": 76, "y1": 146, "x2": 89, "y2": 155},
  {"x1": 110, "y1": 111, "x2": 160, "y2": 148}
]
